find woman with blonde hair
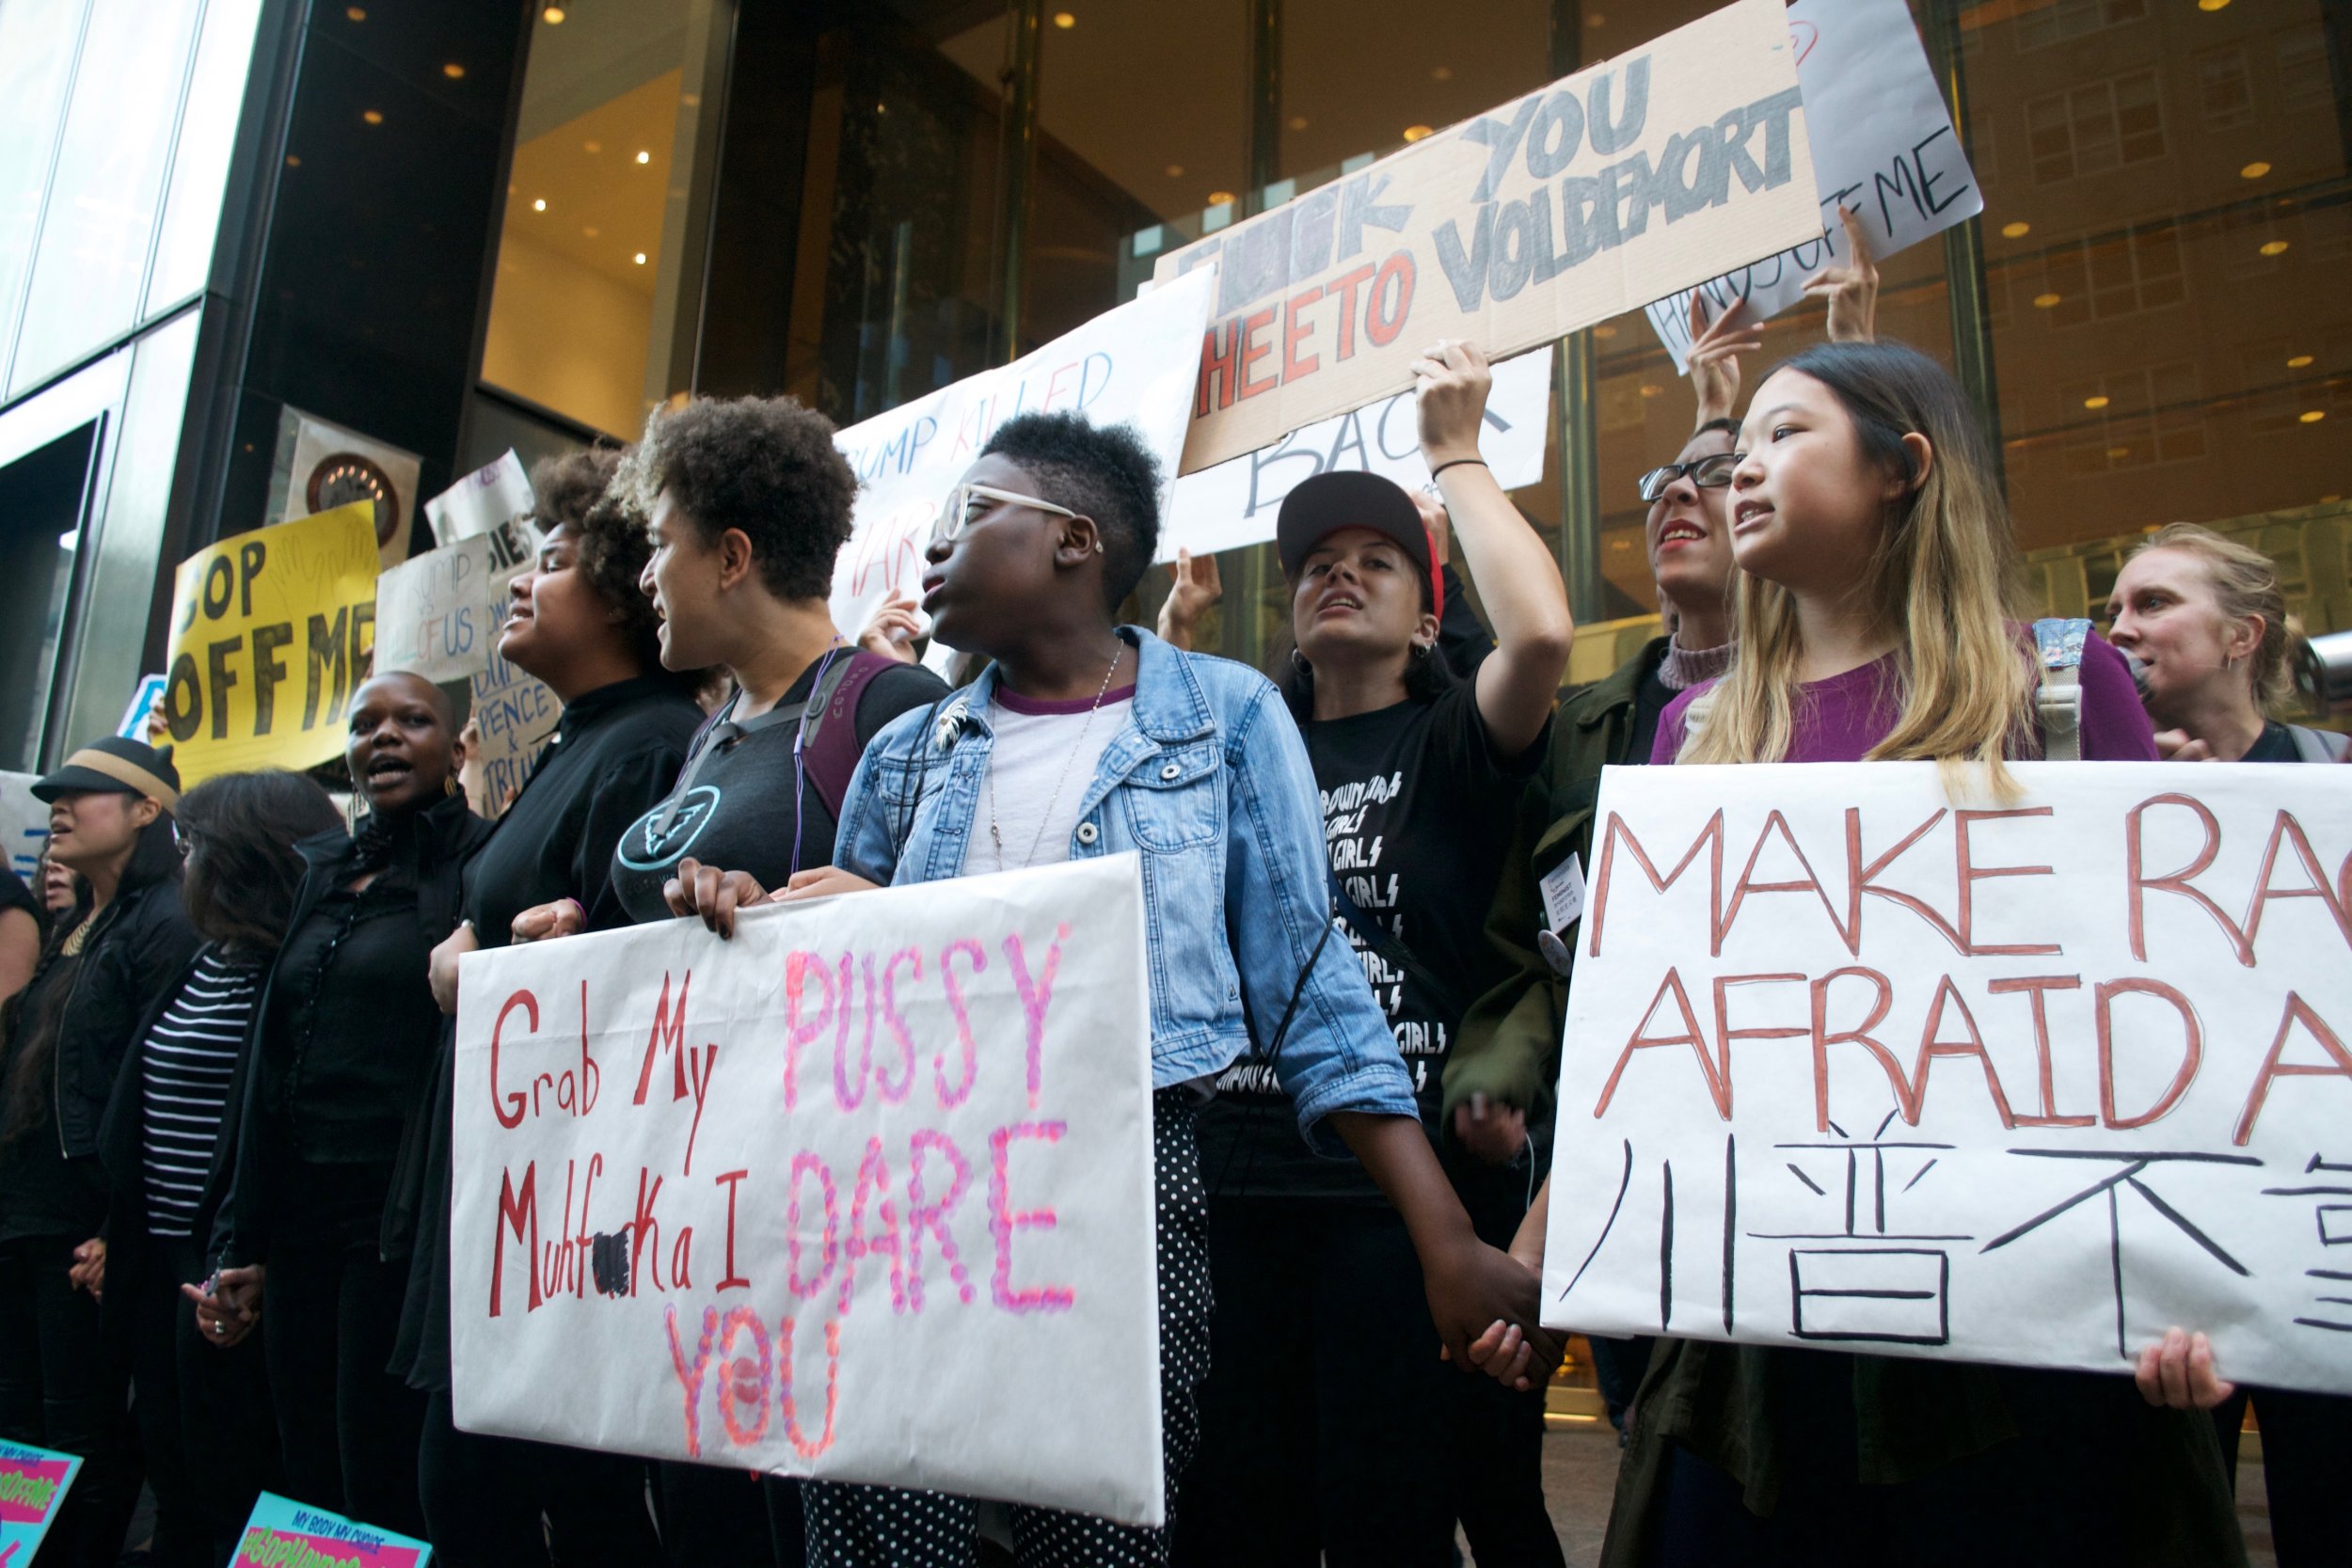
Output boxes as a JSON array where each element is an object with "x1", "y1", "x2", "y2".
[
  {"x1": 1472, "y1": 342, "x2": 2247, "y2": 1567},
  {"x1": 2106, "y1": 521, "x2": 2347, "y2": 763}
]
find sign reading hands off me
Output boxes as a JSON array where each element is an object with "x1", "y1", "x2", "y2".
[
  {"x1": 1152, "y1": 0, "x2": 1818, "y2": 473},
  {"x1": 1543, "y1": 763, "x2": 2352, "y2": 1395},
  {"x1": 450, "y1": 856, "x2": 1165, "y2": 1524}
]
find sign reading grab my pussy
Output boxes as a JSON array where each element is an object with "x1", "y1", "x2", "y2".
[{"x1": 449, "y1": 856, "x2": 1165, "y2": 1524}]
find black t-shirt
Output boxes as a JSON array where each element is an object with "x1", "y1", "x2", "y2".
[
  {"x1": 267, "y1": 871, "x2": 440, "y2": 1165},
  {"x1": 1199, "y1": 680, "x2": 1539, "y2": 1200},
  {"x1": 0, "y1": 952, "x2": 106, "y2": 1242},
  {"x1": 611, "y1": 657, "x2": 946, "y2": 924},
  {"x1": 2241, "y1": 721, "x2": 2302, "y2": 764}
]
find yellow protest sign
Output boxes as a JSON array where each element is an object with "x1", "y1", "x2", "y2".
[{"x1": 163, "y1": 502, "x2": 380, "y2": 784}]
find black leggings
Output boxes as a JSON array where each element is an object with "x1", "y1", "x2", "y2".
[
  {"x1": 261, "y1": 1163, "x2": 427, "y2": 1539},
  {"x1": 417, "y1": 1388, "x2": 665, "y2": 1566},
  {"x1": 127, "y1": 1229, "x2": 280, "y2": 1567},
  {"x1": 0, "y1": 1234, "x2": 139, "y2": 1568}
]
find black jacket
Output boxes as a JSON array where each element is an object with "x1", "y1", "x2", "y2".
[
  {"x1": 204, "y1": 794, "x2": 489, "y2": 1271},
  {"x1": 48, "y1": 878, "x2": 199, "y2": 1160}
]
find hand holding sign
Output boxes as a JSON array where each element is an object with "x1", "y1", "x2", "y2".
[
  {"x1": 1688, "y1": 293, "x2": 1761, "y2": 428},
  {"x1": 1155, "y1": 551, "x2": 1223, "y2": 651},
  {"x1": 1412, "y1": 340, "x2": 1496, "y2": 467},
  {"x1": 1803, "y1": 204, "x2": 1880, "y2": 343}
]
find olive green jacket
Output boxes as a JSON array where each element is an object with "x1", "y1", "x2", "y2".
[{"x1": 1441, "y1": 637, "x2": 1667, "y2": 1126}]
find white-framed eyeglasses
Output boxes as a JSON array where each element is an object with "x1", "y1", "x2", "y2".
[{"x1": 931, "y1": 483, "x2": 1078, "y2": 548}]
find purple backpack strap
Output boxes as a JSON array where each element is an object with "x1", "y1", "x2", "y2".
[{"x1": 803, "y1": 650, "x2": 900, "y2": 819}]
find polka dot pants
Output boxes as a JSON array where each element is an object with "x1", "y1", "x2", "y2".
[{"x1": 802, "y1": 1090, "x2": 1212, "y2": 1567}]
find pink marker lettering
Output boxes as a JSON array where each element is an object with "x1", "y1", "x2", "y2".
[
  {"x1": 989, "y1": 1121, "x2": 1074, "y2": 1313},
  {"x1": 1000, "y1": 924, "x2": 1070, "y2": 1110},
  {"x1": 905, "y1": 1129, "x2": 977, "y2": 1311},
  {"x1": 717, "y1": 1307, "x2": 772, "y2": 1447},
  {"x1": 783, "y1": 952, "x2": 837, "y2": 1111},
  {"x1": 835, "y1": 954, "x2": 877, "y2": 1111},
  {"x1": 663, "y1": 1303, "x2": 717, "y2": 1457},
  {"x1": 786, "y1": 1153, "x2": 838, "y2": 1300},
  {"x1": 840, "y1": 1136, "x2": 904, "y2": 1317},
  {"x1": 876, "y1": 947, "x2": 922, "y2": 1104},
  {"x1": 778, "y1": 1315, "x2": 840, "y2": 1459},
  {"x1": 936, "y1": 940, "x2": 987, "y2": 1109}
]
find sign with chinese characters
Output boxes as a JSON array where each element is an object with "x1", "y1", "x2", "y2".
[
  {"x1": 449, "y1": 856, "x2": 1164, "y2": 1523},
  {"x1": 1543, "y1": 762, "x2": 2352, "y2": 1395}
]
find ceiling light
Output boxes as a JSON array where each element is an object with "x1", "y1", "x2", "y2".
[
  {"x1": 1639, "y1": 384, "x2": 1662, "y2": 398},
  {"x1": 1206, "y1": 191, "x2": 1236, "y2": 207},
  {"x1": 634, "y1": 252, "x2": 647, "y2": 265},
  {"x1": 2083, "y1": 395, "x2": 2109, "y2": 409},
  {"x1": 532, "y1": 198, "x2": 547, "y2": 212},
  {"x1": 2106, "y1": 447, "x2": 2131, "y2": 459},
  {"x1": 2300, "y1": 409, "x2": 2327, "y2": 423},
  {"x1": 361, "y1": 109, "x2": 383, "y2": 124},
  {"x1": 542, "y1": 6, "x2": 565, "y2": 23},
  {"x1": 1594, "y1": 325, "x2": 1617, "y2": 340},
  {"x1": 442, "y1": 62, "x2": 465, "y2": 79},
  {"x1": 1588, "y1": 12, "x2": 1607, "y2": 25},
  {"x1": 1402, "y1": 124, "x2": 1434, "y2": 142},
  {"x1": 2288, "y1": 354, "x2": 2314, "y2": 368},
  {"x1": 584, "y1": 140, "x2": 600, "y2": 153},
  {"x1": 285, "y1": 154, "x2": 301, "y2": 167},
  {"x1": 1053, "y1": 9, "x2": 1076, "y2": 26},
  {"x1": 2001, "y1": 221, "x2": 2030, "y2": 238},
  {"x1": 1288, "y1": 116, "x2": 1309, "y2": 131},
  {"x1": 2033, "y1": 292, "x2": 2062, "y2": 309},
  {"x1": 2240, "y1": 162, "x2": 2271, "y2": 180},
  {"x1": 2261, "y1": 239, "x2": 2290, "y2": 257},
  {"x1": 1431, "y1": 66, "x2": 1453, "y2": 81},
  {"x1": 583, "y1": 226, "x2": 598, "y2": 237},
  {"x1": 1609, "y1": 538, "x2": 1629, "y2": 550},
  {"x1": 2197, "y1": 0, "x2": 2230, "y2": 9},
  {"x1": 636, "y1": 150, "x2": 651, "y2": 164},
  {"x1": 1165, "y1": 164, "x2": 1184, "y2": 178},
  {"x1": 345, "y1": 5, "x2": 365, "y2": 18},
  {"x1": 57, "y1": 530, "x2": 78, "y2": 551}
]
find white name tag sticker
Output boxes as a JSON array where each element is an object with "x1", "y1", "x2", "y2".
[{"x1": 1538, "y1": 851, "x2": 1586, "y2": 935}]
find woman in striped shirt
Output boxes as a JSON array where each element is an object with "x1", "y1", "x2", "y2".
[{"x1": 97, "y1": 768, "x2": 342, "y2": 1568}]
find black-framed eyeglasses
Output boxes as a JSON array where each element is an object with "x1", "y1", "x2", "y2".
[
  {"x1": 1636, "y1": 452, "x2": 1741, "y2": 502},
  {"x1": 930, "y1": 483, "x2": 1079, "y2": 549}
]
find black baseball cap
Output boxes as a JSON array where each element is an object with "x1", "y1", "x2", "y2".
[
  {"x1": 1273, "y1": 470, "x2": 1443, "y2": 619},
  {"x1": 33, "y1": 736, "x2": 181, "y2": 812}
]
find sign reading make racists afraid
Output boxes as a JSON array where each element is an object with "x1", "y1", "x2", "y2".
[
  {"x1": 1542, "y1": 762, "x2": 2352, "y2": 1396},
  {"x1": 1152, "y1": 0, "x2": 1818, "y2": 475},
  {"x1": 450, "y1": 855, "x2": 1165, "y2": 1524}
]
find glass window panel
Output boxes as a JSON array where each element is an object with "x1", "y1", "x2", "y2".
[
  {"x1": 0, "y1": 0, "x2": 87, "y2": 390},
  {"x1": 8, "y1": 0, "x2": 200, "y2": 396},
  {"x1": 146, "y1": 0, "x2": 264, "y2": 313}
]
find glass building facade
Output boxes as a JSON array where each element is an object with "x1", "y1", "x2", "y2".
[{"x1": 3, "y1": 0, "x2": 2347, "y2": 765}]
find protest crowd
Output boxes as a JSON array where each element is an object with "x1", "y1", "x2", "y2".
[{"x1": 1, "y1": 8, "x2": 2347, "y2": 1568}]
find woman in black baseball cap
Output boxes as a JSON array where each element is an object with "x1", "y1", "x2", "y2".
[
  {"x1": 0, "y1": 736, "x2": 198, "y2": 1564},
  {"x1": 1183, "y1": 341, "x2": 1575, "y2": 1565}
]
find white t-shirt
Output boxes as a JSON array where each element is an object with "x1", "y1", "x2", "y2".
[{"x1": 977, "y1": 685, "x2": 1136, "y2": 872}]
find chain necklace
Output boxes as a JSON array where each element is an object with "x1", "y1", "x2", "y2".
[{"x1": 987, "y1": 643, "x2": 1125, "y2": 871}]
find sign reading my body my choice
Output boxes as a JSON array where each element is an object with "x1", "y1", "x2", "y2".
[
  {"x1": 449, "y1": 855, "x2": 1164, "y2": 1524},
  {"x1": 1152, "y1": 0, "x2": 1818, "y2": 474},
  {"x1": 1543, "y1": 762, "x2": 2352, "y2": 1396},
  {"x1": 164, "y1": 501, "x2": 381, "y2": 785},
  {"x1": 0, "y1": 1440, "x2": 81, "y2": 1560}
]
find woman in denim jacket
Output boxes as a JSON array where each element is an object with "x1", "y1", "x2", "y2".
[{"x1": 670, "y1": 410, "x2": 1549, "y2": 1566}]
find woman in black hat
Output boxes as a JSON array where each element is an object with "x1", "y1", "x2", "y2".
[
  {"x1": 195, "y1": 673, "x2": 488, "y2": 1541},
  {"x1": 1173, "y1": 341, "x2": 1574, "y2": 1568},
  {"x1": 0, "y1": 736, "x2": 198, "y2": 1566}
]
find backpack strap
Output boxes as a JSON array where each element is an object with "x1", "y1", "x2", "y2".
[
  {"x1": 2031, "y1": 618, "x2": 2091, "y2": 763},
  {"x1": 2288, "y1": 724, "x2": 2351, "y2": 764},
  {"x1": 802, "y1": 650, "x2": 903, "y2": 819}
]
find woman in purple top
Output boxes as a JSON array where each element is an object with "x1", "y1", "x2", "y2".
[{"x1": 1475, "y1": 344, "x2": 2245, "y2": 1567}]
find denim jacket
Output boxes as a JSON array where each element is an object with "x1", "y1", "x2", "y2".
[{"x1": 834, "y1": 626, "x2": 1417, "y2": 1151}]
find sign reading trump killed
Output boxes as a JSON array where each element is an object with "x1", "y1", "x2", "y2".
[
  {"x1": 1541, "y1": 762, "x2": 2352, "y2": 1396},
  {"x1": 450, "y1": 856, "x2": 1166, "y2": 1524},
  {"x1": 1152, "y1": 0, "x2": 1818, "y2": 473}
]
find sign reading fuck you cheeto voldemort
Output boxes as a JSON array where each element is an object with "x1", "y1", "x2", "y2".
[
  {"x1": 450, "y1": 856, "x2": 1164, "y2": 1524},
  {"x1": 1543, "y1": 763, "x2": 2352, "y2": 1396}
]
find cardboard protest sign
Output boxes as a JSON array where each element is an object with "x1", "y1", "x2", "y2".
[
  {"x1": 1152, "y1": 0, "x2": 1815, "y2": 474},
  {"x1": 829, "y1": 266, "x2": 1217, "y2": 651},
  {"x1": 465, "y1": 595, "x2": 562, "y2": 816},
  {"x1": 162, "y1": 502, "x2": 380, "y2": 785},
  {"x1": 0, "y1": 1440, "x2": 79, "y2": 1560},
  {"x1": 1542, "y1": 762, "x2": 2352, "y2": 1395},
  {"x1": 373, "y1": 518, "x2": 538, "y2": 686},
  {"x1": 230, "y1": 1492, "x2": 430, "y2": 1567},
  {"x1": 1644, "y1": 0, "x2": 1981, "y2": 372},
  {"x1": 425, "y1": 451, "x2": 535, "y2": 548},
  {"x1": 0, "y1": 773, "x2": 45, "y2": 884},
  {"x1": 1163, "y1": 343, "x2": 1553, "y2": 561},
  {"x1": 450, "y1": 856, "x2": 1163, "y2": 1520}
]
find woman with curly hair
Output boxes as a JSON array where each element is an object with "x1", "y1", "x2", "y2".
[{"x1": 402, "y1": 447, "x2": 706, "y2": 1564}]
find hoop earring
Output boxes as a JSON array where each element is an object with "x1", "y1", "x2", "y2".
[
  {"x1": 444, "y1": 774, "x2": 459, "y2": 799},
  {"x1": 1409, "y1": 641, "x2": 1432, "y2": 660},
  {"x1": 1290, "y1": 649, "x2": 1311, "y2": 675}
]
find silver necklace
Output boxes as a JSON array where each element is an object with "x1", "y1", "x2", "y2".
[{"x1": 987, "y1": 645, "x2": 1125, "y2": 871}]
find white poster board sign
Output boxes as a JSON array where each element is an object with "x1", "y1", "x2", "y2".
[
  {"x1": 450, "y1": 855, "x2": 1164, "y2": 1522},
  {"x1": 426, "y1": 451, "x2": 537, "y2": 548},
  {"x1": 1161, "y1": 345, "x2": 1553, "y2": 562},
  {"x1": 374, "y1": 519, "x2": 539, "y2": 686},
  {"x1": 0, "y1": 772, "x2": 45, "y2": 884},
  {"x1": 828, "y1": 267, "x2": 1217, "y2": 653},
  {"x1": 1644, "y1": 0, "x2": 1981, "y2": 372},
  {"x1": 1544, "y1": 763, "x2": 2352, "y2": 1395}
]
